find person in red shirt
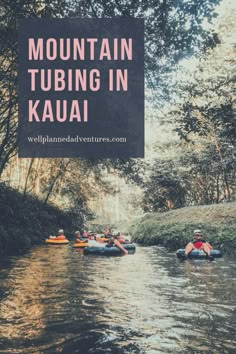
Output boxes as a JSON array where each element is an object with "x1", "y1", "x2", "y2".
[{"x1": 185, "y1": 229, "x2": 213, "y2": 256}]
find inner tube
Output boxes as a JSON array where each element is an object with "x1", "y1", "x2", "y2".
[
  {"x1": 45, "y1": 239, "x2": 69, "y2": 245},
  {"x1": 84, "y1": 243, "x2": 136, "y2": 256},
  {"x1": 73, "y1": 242, "x2": 88, "y2": 248},
  {"x1": 176, "y1": 249, "x2": 223, "y2": 259}
]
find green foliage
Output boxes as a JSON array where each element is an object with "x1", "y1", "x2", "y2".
[
  {"x1": 0, "y1": 0, "x2": 231, "y2": 232},
  {"x1": 0, "y1": 183, "x2": 75, "y2": 257},
  {"x1": 167, "y1": 33, "x2": 236, "y2": 205},
  {"x1": 130, "y1": 202, "x2": 236, "y2": 254},
  {"x1": 143, "y1": 159, "x2": 186, "y2": 212},
  {"x1": 88, "y1": 223, "x2": 116, "y2": 234},
  {"x1": 69, "y1": 0, "x2": 221, "y2": 102},
  {"x1": 144, "y1": 141, "x2": 235, "y2": 213},
  {"x1": 0, "y1": 0, "x2": 222, "y2": 174}
]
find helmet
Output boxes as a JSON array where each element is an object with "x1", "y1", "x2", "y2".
[
  {"x1": 194, "y1": 229, "x2": 202, "y2": 234},
  {"x1": 58, "y1": 229, "x2": 64, "y2": 234}
]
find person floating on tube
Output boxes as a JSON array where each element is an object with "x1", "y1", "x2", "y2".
[
  {"x1": 106, "y1": 235, "x2": 128, "y2": 255},
  {"x1": 185, "y1": 229, "x2": 213, "y2": 259}
]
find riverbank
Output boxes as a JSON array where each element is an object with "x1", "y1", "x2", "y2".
[
  {"x1": 129, "y1": 202, "x2": 236, "y2": 254},
  {"x1": 0, "y1": 183, "x2": 74, "y2": 257}
]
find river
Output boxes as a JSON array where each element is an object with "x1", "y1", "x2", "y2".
[{"x1": 0, "y1": 245, "x2": 235, "y2": 353}]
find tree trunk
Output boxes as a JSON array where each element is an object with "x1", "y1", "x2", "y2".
[{"x1": 23, "y1": 158, "x2": 35, "y2": 196}]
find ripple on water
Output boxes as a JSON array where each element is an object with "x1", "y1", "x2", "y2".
[{"x1": 0, "y1": 245, "x2": 235, "y2": 353}]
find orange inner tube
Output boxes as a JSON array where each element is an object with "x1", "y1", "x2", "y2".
[{"x1": 45, "y1": 238, "x2": 69, "y2": 244}]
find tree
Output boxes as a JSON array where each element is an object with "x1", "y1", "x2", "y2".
[
  {"x1": 0, "y1": 0, "x2": 222, "y2": 175},
  {"x1": 69, "y1": 0, "x2": 221, "y2": 103},
  {"x1": 143, "y1": 159, "x2": 186, "y2": 212},
  {"x1": 170, "y1": 14, "x2": 236, "y2": 201},
  {"x1": 0, "y1": 0, "x2": 225, "y2": 221}
]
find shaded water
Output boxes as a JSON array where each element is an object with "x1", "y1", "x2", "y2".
[{"x1": 0, "y1": 245, "x2": 235, "y2": 353}]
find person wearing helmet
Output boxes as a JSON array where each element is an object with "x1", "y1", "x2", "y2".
[
  {"x1": 83, "y1": 230, "x2": 88, "y2": 237},
  {"x1": 185, "y1": 229, "x2": 213, "y2": 256},
  {"x1": 75, "y1": 230, "x2": 82, "y2": 242},
  {"x1": 88, "y1": 231, "x2": 96, "y2": 240},
  {"x1": 104, "y1": 229, "x2": 112, "y2": 238},
  {"x1": 75, "y1": 230, "x2": 88, "y2": 243},
  {"x1": 75, "y1": 230, "x2": 81, "y2": 238},
  {"x1": 49, "y1": 229, "x2": 66, "y2": 240}
]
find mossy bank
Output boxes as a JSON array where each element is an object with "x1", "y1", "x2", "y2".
[
  {"x1": 130, "y1": 202, "x2": 236, "y2": 254},
  {"x1": 0, "y1": 184, "x2": 75, "y2": 257}
]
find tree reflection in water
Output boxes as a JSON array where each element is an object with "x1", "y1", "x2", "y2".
[{"x1": 0, "y1": 245, "x2": 235, "y2": 353}]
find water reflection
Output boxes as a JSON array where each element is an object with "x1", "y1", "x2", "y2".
[{"x1": 0, "y1": 245, "x2": 235, "y2": 353}]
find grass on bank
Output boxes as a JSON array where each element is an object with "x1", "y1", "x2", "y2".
[{"x1": 129, "y1": 202, "x2": 236, "y2": 254}]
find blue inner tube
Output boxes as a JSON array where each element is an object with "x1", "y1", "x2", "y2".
[
  {"x1": 176, "y1": 249, "x2": 223, "y2": 259},
  {"x1": 84, "y1": 243, "x2": 136, "y2": 256}
]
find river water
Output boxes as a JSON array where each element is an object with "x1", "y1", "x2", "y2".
[{"x1": 0, "y1": 245, "x2": 235, "y2": 353}]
